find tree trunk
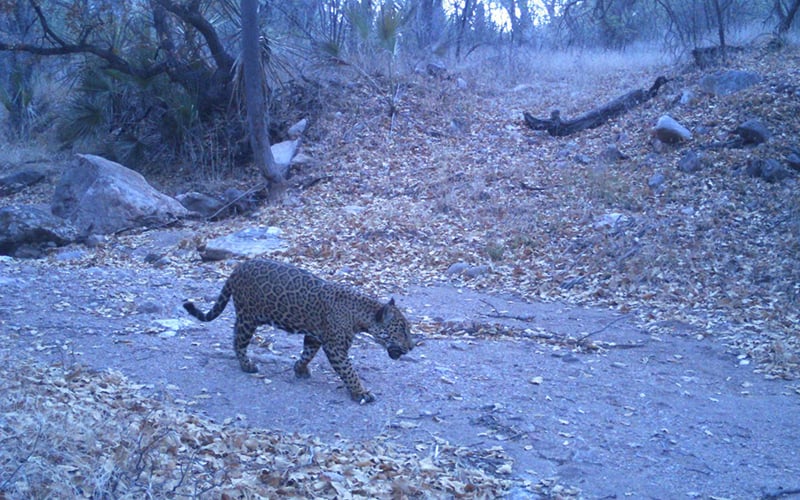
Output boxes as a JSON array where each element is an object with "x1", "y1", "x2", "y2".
[
  {"x1": 455, "y1": 0, "x2": 473, "y2": 60},
  {"x1": 523, "y1": 76, "x2": 668, "y2": 137},
  {"x1": 241, "y1": 0, "x2": 285, "y2": 201}
]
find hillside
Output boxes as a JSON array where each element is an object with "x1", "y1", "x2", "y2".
[
  {"x1": 1, "y1": 43, "x2": 799, "y2": 498},
  {"x1": 244, "y1": 43, "x2": 799, "y2": 375}
]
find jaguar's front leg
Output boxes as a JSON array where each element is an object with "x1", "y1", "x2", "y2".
[
  {"x1": 322, "y1": 342, "x2": 374, "y2": 404},
  {"x1": 294, "y1": 334, "x2": 321, "y2": 379}
]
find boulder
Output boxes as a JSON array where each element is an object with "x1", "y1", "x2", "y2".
[
  {"x1": 0, "y1": 205, "x2": 77, "y2": 258},
  {"x1": 654, "y1": 115, "x2": 692, "y2": 144},
  {"x1": 735, "y1": 119, "x2": 771, "y2": 145},
  {"x1": 200, "y1": 226, "x2": 286, "y2": 261},
  {"x1": 699, "y1": 70, "x2": 760, "y2": 96},
  {"x1": 52, "y1": 154, "x2": 188, "y2": 235}
]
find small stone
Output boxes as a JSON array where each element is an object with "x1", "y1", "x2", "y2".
[
  {"x1": 446, "y1": 262, "x2": 470, "y2": 276},
  {"x1": 287, "y1": 118, "x2": 307, "y2": 138},
  {"x1": 760, "y1": 159, "x2": 791, "y2": 183},
  {"x1": 679, "y1": 89, "x2": 696, "y2": 105},
  {"x1": 201, "y1": 226, "x2": 286, "y2": 261},
  {"x1": 678, "y1": 151, "x2": 703, "y2": 173},
  {"x1": 735, "y1": 119, "x2": 771, "y2": 145},
  {"x1": 785, "y1": 152, "x2": 800, "y2": 171},
  {"x1": 648, "y1": 172, "x2": 666, "y2": 192},
  {"x1": 138, "y1": 301, "x2": 162, "y2": 314},
  {"x1": 594, "y1": 213, "x2": 629, "y2": 229},
  {"x1": 654, "y1": 115, "x2": 692, "y2": 144},
  {"x1": 747, "y1": 158, "x2": 791, "y2": 183},
  {"x1": 464, "y1": 265, "x2": 490, "y2": 278},
  {"x1": 84, "y1": 234, "x2": 106, "y2": 248}
]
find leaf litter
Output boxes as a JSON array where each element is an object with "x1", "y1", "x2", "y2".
[
  {"x1": 1, "y1": 44, "x2": 799, "y2": 498},
  {"x1": 0, "y1": 360, "x2": 527, "y2": 498}
]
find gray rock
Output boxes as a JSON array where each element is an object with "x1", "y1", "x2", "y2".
[
  {"x1": 176, "y1": 191, "x2": 224, "y2": 219},
  {"x1": 746, "y1": 158, "x2": 791, "y2": 183},
  {"x1": 648, "y1": 172, "x2": 666, "y2": 192},
  {"x1": 600, "y1": 145, "x2": 627, "y2": 163},
  {"x1": 0, "y1": 169, "x2": 46, "y2": 195},
  {"x1": 445, "y1": 262, "x2": 490, "y2": 279},
  {"x1": 735, "y1": 119, "x2": 771, "y2": 145},
  {"x1": 222, "y1": 188, "x2": 257, "y2": 215},
  {"x1": 52, "y1": 154, "x2": 188, "y2": 235},
  {"x1": 200, "y1": 226, "x2": 286, "y2": 261},
  {"x1": 679, "y1": 89, "x2": 696, "y2": 105},
  {"x1": 287, "y1": 118, "x2": 307, "y2": 139},
  {"x1": 699, "y1": 70, "x2": 761, "y2": 96},
  {"x1": 426, "y1": 63, "x2": 447, "y2": 78},
  {"x1": 594, "y1": 213, "x2": 630, "y2": 230},
  {"x1": 54, "y1": 248, "x2": 88, "y2": 261},
  {"x1": 271, "y1": 140, "x2": 299, "y2": 177},
  {"x1": 654, "y1": 115, "x2": 692, "y2": 144},
  {"x1": 446, "y1": 262, "x2": 470, "y2": 276},
  {"x1": 678, "y1": 150, "x2": 703, "y2": 173},
  {"x1": 464, "y1": 265, "x2": 490, "y2": 278},
  {"x1": 343, "y1": 205, "x2": 366, "y2": 215},
  {"x1": 137, "y1": 301, "x2": 162, "y2": 314},
  {"x1": 0, "y1": 205, "x2": 77, "y2": 258},
  {"x1": 84, "y1": 234, "x2": 107, "y2": 248},
  {"x1": 786, "y1": 152, "x2": 800, "y2": 171}
]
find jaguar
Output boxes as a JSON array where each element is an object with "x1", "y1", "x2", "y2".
[{"x1": 183, "y1": 258, "x2": 414, "y2": 403}]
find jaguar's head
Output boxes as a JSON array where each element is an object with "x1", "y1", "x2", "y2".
[{"x1": 371, "y1": 298, "x2": 414, "y2": 360}]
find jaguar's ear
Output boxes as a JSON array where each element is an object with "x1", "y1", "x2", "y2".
[{"x1": 377, "y1": 300, "x2": 396, "y2": 323}]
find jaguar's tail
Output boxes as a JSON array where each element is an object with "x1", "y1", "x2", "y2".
[{"x1": 183, "y1": 281, "x2": 232, "y2": 322}]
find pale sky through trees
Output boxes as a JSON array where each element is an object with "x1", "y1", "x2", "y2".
[{"x1": 444, "y1": 0, "x2": 555, "y2": 30}]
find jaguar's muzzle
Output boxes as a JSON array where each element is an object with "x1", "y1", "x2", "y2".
[{"x1": 387, "y1": 344, "x2": 405, "y2": 360}]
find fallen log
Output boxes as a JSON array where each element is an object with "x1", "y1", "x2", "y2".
[{"x1": 523, "y1": 76, "x2": 668, "y2": 137}]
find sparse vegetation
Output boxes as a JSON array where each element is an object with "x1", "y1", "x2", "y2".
[{"x1": 2, "y1": 1, "x2": 800, "y2": 497}]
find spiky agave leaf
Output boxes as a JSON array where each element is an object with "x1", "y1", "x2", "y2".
[
  {"x1": 376, "y1": 1, "x2": 408, "y2": 55},
  {"x1": 57, "y1": 96, "x2": 108, "y2": 145}
]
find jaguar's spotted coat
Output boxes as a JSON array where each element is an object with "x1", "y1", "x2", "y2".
[{"x1": 183, "y1": 259, "x2": 413, "y2": 403}]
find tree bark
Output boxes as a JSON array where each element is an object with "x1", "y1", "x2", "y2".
[
  {"x1": 241, "y1": 0, "x2": 285, "y2": 200},
  {"x1": 523, "y1": 76, "x2": 668, "y2": 137}
]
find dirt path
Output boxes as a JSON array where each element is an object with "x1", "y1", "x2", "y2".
[{"x1": 2, "y1": 257, "x2": 799, "y2": 499}]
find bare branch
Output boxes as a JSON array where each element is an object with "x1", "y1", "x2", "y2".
[{"x1": 153, "y1": 0, "x2": 235, "y2": 73}]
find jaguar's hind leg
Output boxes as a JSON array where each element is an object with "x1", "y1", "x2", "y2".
[
  {"x1": 294, "y1": 334, "x2": 321, "y2": 378},
  {"x1": 234, "y1": 318, "x2": 258, "y2": 373}
]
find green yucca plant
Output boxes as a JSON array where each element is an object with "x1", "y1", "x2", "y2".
[
  {"x1": 376, "y1": 1, "x2": 411, "y2": 56},
  {"x1": 346, "y1": 0, "x2": 373, "y2": 42}
]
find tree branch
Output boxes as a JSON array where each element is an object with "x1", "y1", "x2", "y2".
[
  {"x1": 1, "y1": 1, "x2": 168, "y2": 80},
  {"x1": 154, "y1": 0, "x2": 235, "y2": 73}
]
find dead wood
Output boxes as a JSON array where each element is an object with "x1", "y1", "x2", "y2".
[{"x1": 523, "y1": 76, "x2": 668, "y2": 137}]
